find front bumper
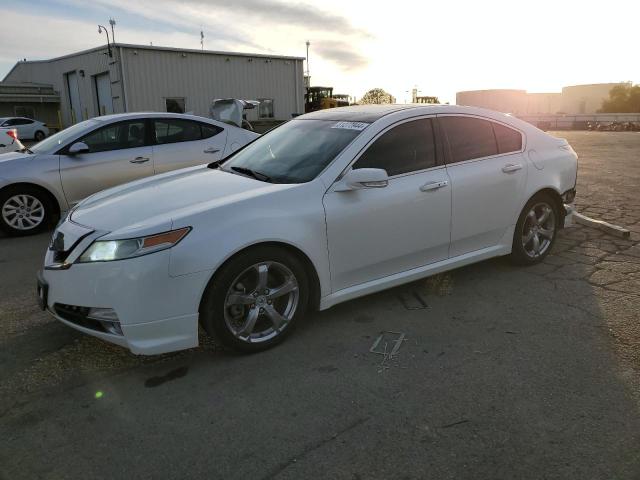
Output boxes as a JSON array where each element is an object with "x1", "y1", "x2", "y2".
[{"x1": 40, "y1": 250, "x2": 213, "y2": 355}]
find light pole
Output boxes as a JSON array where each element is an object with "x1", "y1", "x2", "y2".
[{"x1": 98, "y1": 25, "x2": 113, "y2": 57}]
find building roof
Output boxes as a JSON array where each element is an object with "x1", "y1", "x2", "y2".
[
  {"x1": 11, "y1": 43, "x2": 304, "y2": 64},
  {"x1": 2, "y1": 43, "x2": 304, "y2": 82}
]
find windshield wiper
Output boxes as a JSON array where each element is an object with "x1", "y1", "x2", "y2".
[
  {"x1": 19, "y1": 146, "x2": 34, "y2": 154},
  {"x1": 229, "y1": 166, "x2": 271, "y2": 182},
  {"x1": 207, "y1": 158, "x2": 228, "y2": 169}
]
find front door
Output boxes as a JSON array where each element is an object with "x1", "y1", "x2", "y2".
[
  {"x1": 59, "y1": 119, "x2": 154, "y2": 205},
  {"x1": 323, "y1": 118, "x2": 452, "y2": 292}
]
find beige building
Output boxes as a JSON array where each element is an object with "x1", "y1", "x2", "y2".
[{"x1": 457, "y1": 83, "x2": 629, "y2": 115}]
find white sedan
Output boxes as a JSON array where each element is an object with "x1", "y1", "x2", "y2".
[
  {"x1": 38, "y1": 105, "x2": 578, "y2": 354},
  {"x1": 0, "y1": 112, "x2": 258, "y2": 236},
  {"x1": 0, "y1": 117, "x2": 49, "y2": 141}
]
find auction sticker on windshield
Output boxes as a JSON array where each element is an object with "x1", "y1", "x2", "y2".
[{"x1": 331, "y1": 121, "x2": 369, "y2": 131}]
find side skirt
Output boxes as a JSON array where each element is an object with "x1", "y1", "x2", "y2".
[{"x1": 319, "y1": 238, "x2": 512, "y2": 311}]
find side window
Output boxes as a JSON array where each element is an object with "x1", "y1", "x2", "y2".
[
  {"x1": 155, "y1": 119, "x2": 202, "y2": 144},
  {"x1": 354, "y1": 119, "x2": 436, "y2": 176},
  {"x1": 441, "y1": 116, "x2": 498, "y2": 163},
  {"x1": 3, "y1": 119, "x2": 17, "y2": 126},
  {"x1": 200, "y1": 123, "x2": 223, "y2": 139},
  {"x1": 80, "y1": 121, "x2": 146, "y2": 153},
  {"x1": 492, "y1": 122, "x2": 522, "y2": 154}
]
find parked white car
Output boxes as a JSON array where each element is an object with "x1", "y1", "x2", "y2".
[
  {"x1": 0, "y1": 112, "x2": 258, "y2": 235},
  {"x1": 38, "y1": 105, "x2": 577, "y2": 355},
  {"x1": 0, "y1": 117, "x2": 49, "y2": 141},
  {"x1": 0, "y1": 128, "x2": 24, "y2": 155}
]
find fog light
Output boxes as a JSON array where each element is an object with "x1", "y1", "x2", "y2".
[{"x1": 87, "y1": 308, "x2": 123, "y2": 336}]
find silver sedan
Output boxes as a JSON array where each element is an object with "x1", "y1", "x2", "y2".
[{"x1": 0, "y1": 112, "x2": 258, "y2": 236}]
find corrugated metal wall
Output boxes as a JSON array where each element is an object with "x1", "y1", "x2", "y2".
[
  {"x1": 120, "y1": 47, "x2": 304, "y2": 121},
  {"x1": 4, "y1": 45, "x2": 304, "y2": 127}
]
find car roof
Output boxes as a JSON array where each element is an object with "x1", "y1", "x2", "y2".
[
  {"x1": 93, "y1": 112, "x2": 215, "y2": 123},
  {"x1": 299, "y1": 104, "x2": 425, "y2": 122},
  {"x1": 297, "y1": 104, "x2": 540, "y2": 133}
]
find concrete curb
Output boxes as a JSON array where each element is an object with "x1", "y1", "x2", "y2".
[{"x1": 573, "y1": 211, "x2": 631, "y2": 239}]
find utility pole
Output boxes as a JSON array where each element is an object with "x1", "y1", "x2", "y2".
[{"x1": 200, "y1": 29, "x2": 204, "y2": 51}]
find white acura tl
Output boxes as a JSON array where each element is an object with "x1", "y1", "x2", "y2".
[{"x1": 38, "y1": 105, "x2": 578, "y2": 354}]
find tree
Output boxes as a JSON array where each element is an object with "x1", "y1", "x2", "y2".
[
  {"x1": 599, "y1": 84, "x2": 640, "y2": 113},
  {"x1": 359, "y1": 88, "x2": 395, "y2": 105}
]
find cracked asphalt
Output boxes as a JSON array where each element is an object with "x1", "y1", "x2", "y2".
[{"x1": 1, "y1": 131, "x2": 639, "y2": 479}]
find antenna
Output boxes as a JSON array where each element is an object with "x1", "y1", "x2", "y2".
[{"x1": 109, "y1": 18, "x2": 116, "y2": 44}]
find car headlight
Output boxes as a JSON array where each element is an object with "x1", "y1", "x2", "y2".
[{"x1": 78, "y1": 227, "x2": 190, "y2": 263}]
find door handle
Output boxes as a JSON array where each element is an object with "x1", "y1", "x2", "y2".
[
  {"x1": 502, "y1": 163, "x2": 522, "y2": 173},
  {"x1": 130, "y1": 156, "x2": 150, "y2": 164},
  {"x1": 420, "y1": 180, "x2": 448, "y2": 192},
  {"x1": 204, "y1": 147, "x2": 220, "y2": 154}
]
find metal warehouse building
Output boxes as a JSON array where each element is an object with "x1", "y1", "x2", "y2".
[{"x1": 2, "y1": 43, "x2": 305, "y2": 129}]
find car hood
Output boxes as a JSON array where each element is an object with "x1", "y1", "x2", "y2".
[
  {"x1": 71, "y1": 166, "x2": 286, "y2": 235},
  {"x1": 0, "y1": 151, "x2": 31, "y2": 165}
]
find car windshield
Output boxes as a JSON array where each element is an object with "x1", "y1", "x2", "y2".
[
  {"x1": 30, "y1": 119, "x2": 101, "y2": 154},
  {"x1": 221, "y1": 119, "x2": 367, "y2": 183}
]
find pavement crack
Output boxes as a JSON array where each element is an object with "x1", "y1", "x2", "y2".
[{"x1": 260, "y1": 416, "x2": 370, "y2": 480}]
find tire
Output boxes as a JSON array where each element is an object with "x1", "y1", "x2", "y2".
[
  {"x1": 34, "y1": 130, "x2": 45, "y2": 142},
  {"x1": 200, "y1": 246, "x2": 310, "y2": 353},
  {"x1": 510, "y1": 192, "x2": 560, "y2": 265},
  {"x1": 0, "y1": 185, "x2": 54, "y2": 236}
]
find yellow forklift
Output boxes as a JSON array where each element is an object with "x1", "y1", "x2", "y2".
[{"x1": 305, "y1": 87, "x2": 349, "y2": 113}]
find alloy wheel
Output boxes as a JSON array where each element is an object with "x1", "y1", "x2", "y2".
[
  {"x1": 1, "y1": 194, "x2": 45, "y2": 231},
  {"x1": 224, "y1": 261, "x2": 299, "y2": 343},
  {"x1": 521, "y1": 202, "x2": 556, "y2": 258}
]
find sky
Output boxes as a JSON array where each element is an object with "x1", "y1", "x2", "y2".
[{"x1": 1, "y1": 0, "x2": 639, "y2": 104}]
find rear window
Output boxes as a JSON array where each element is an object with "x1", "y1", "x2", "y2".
[
  {"x1": 441, "y1": 116, "x2": 498, "y2": 163},
  {"x1": 492, "y1": 122, "x2": 522, "y2": 154}
]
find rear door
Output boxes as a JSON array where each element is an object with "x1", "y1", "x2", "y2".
[
  {"x1": 438, "y1": 115, "x2": 527, "y2": 257},
  {"x1": 59, "y1": 119, "x2": 154, "y2": 205},
  {"x1": 16, "y1": 119, "x2": 36, "y2": 139},
  {"x1": 151, "y1": 117, "x2": 227, "y2": 174}
]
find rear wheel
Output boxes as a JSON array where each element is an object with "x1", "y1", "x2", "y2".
[
  {"x1": 200, "y1": 246, "x2": 309, "y2": 352},
  {"x1": 0, "y1": 186, "x2": 53, "y2": 236},
  {"x1": 510, "y1": 192, "x2": 559, "y2": 265}
]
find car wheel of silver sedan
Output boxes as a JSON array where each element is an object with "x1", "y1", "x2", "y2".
[
  {"x1": 511, "y1": 192, "x2": 559, "y2": 265},
  {"x1": 200, "y1": 246, "x2": 310, "y2": 352},
  {"x1": 0, "y1": 186, "x2": 53, "y2": 236}
]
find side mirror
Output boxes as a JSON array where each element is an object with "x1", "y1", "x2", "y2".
[
  {"x1": 68, "y1": 142, "x2": 90, "y2": 155},
  {"x1": 334, "y1": 168, "x2": 389, "y2": 192}
]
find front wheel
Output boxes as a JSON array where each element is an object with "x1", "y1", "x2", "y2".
[
  {"x1": 34, "y1": 130, "x2": 46, "y2": 142},
  {"x1": 200, "y1": 246, "x2": 309, "y2": 353},
  {"x1": 0, "y1": 186, "x2": 53, "y2": 236},
  {"x1": 510, "y1": 193, "x2": 559, "y2": 265}
]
